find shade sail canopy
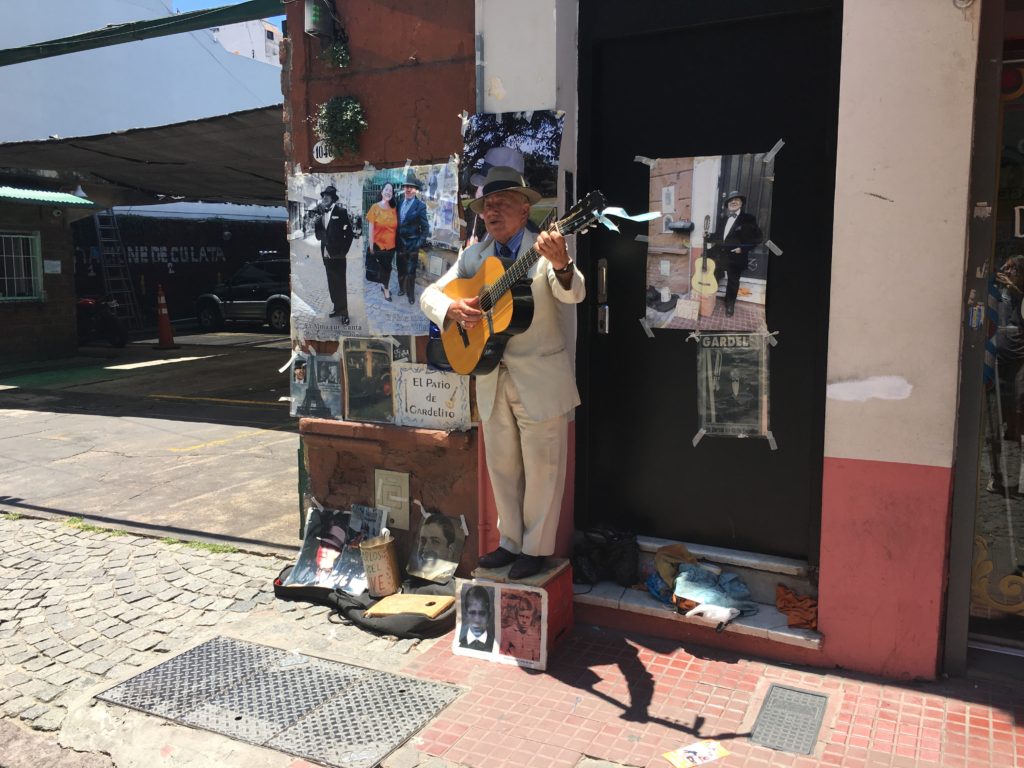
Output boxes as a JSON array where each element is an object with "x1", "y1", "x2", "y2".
[
  {"x1": 0, "y1": 106, "x2": 285, "y2": 205},
  {"x1": 0, "y1": 185, "x2": 96, "y2": 207}
]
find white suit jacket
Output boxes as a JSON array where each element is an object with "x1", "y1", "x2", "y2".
[{"x1": 420, "y1": 232, "x2": 586, "y2": 421}]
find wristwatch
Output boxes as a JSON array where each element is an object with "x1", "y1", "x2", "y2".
[{"x1": 553, "y1": 259, "x2": 574, "y2": 275}]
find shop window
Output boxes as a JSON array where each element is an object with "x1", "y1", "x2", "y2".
[{"x1": 0, "y1": 232, "x2": 43, "y2": 301}]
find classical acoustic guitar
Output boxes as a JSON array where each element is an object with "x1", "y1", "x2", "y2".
[
  {"x1": 438, "y1": 190, "x2": 607, "y2": 375},
  {"x1": 690, "y1": 214, "x2": 718, "y2": 296}
]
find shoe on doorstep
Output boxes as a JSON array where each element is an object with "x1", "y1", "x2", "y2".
[
  {"x1": 478, "y1": 547, "x2": 517, "y2": 569},
  {"x1": 509, "y1": 554, "x2": 545, "y2": 580}
]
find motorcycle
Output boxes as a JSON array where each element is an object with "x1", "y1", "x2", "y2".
[{"x1": 77, "y1": 296, "x2": 127, "y2": 347}]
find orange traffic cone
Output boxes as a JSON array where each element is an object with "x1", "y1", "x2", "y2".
[{"x1": 153, "y1": 283, "x2": 179, "y2": 350}]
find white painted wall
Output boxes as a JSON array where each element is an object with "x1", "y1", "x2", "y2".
[
  {"x1": 824, "y1": 0, "x2": 980, "y2": 467},
  {"x1": 478, "y1": 0, "x2": 557, "y2": 113},
  {"x1": 0, "y1": 0, "x2": 282, "y2": 142},
  {"x1": 213, "y1": 20, "x2": 281, "y2": 67}
]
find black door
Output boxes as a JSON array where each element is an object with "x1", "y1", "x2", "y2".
[{"x1": 576, "y1": 1, "x2": 842, "y2": 561}]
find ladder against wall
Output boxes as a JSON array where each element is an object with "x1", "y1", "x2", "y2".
[{"x1": 93, "y1": 210, "x2": 142, "y2": 330}]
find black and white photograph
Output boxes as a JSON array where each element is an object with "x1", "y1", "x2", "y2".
[
  {"x1": 456, "y1": 584, "x2": 495, "y2": 653},
  {"x1": 289, "y1": 171, "x2": 367, "y2": 340},
  {"x1": 406, "y1": 510, "x2": 465, "y2": 583},
  {"x1": 290, "y1": 349, "x2": 342, "y2": 419},
  {"x1": 645, "y1": 152, "x2": 774, "y2": 332},
  {"x1": 696, "y1": 333, "x2": 769, "y2": 438},
  {"x1": 341, "y1": 337, "x2": 394, "y2": 423}
]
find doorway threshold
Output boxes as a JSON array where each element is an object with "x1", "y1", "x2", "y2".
[
  {"x1": 574, "y1": 581, "x2": 821, "y2": 650},
  {"x1": 573, "y1": 536, "x2": 822, "y2": 650}
]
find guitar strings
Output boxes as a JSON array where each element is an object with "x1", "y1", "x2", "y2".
[{"x1": 477, "y1": 220, "x2": 568, "y2": 312}]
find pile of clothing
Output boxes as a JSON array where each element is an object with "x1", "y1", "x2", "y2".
[{"x1": 646, "y1": 543, "x2": 758, "y2": 631}]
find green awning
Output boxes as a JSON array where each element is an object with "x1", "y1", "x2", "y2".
[{"x1": 0, "y1": 186, "x2": 96, "y2": 207}]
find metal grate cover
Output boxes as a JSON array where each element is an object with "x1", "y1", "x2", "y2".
[
  {"x1": 749, "y1": 684, "x2": 828, "y2": 755},
  {"x1": 97, "y1": 637, "x2": 460, "y2": 768}
]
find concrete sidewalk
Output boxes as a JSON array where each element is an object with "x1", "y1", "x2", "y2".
[{"x1": 1, "y1": 514, "x2": 1022, "y2": 768}]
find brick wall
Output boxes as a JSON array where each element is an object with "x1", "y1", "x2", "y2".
[
  {"x1": 286, "y1": 1, "x2": 479, "y2": 572},
  {"x1": 0, "y1": 204, "x2": 77, "y2": 362},
  {"x1": 283, "y1": 0, "x2": 475, "y2": 171}
]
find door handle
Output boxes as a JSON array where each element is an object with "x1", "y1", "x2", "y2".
[{"x1": 597, "y1": 258, "x2": 608, "y2": 304}]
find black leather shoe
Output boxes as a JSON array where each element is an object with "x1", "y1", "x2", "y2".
[
  {"x1": 725, "y1": 303, "x2": 735, "y2": 317},
  {"x1": 478, "y1": 547, "x2": 517, "y2": 569},
  {"x1": 509, "y1": 554, "x2": 545, "y2": 580}
]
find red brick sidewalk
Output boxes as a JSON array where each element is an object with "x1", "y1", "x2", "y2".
[{"x1": 405, "y1": 625, "x2": 1024, "y2": 768}]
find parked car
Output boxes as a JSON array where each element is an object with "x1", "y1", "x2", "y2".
[{"x1": 194, "y1": 259, "x2": 290, "y2": 333}]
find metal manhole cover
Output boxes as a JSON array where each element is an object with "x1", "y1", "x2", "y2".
[
  {"x1": 749, "y1": 684, "x2": 827, "y2": 755},
  {"x1": 96, "y1": 637, "x2": 460, "y2": 768}
]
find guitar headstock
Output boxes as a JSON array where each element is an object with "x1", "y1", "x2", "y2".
[{"x1": 559, "y1": 190, "x2": 608, "y2": 236}]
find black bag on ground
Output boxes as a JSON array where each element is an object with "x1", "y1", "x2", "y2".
[
  {"x1": 273, "y1": 566, "x2": 456, "y2": 640},
  {"x1": 571, "y1": 526, "x2": 640, "y2": 587}
]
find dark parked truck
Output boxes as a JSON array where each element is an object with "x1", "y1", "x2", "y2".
[
  {"x1": 194, "y1": 259, "x2": 290, "y2": 332},
  {"x1": 73, "y1": 213, "x2": 287, "y2": 325}
]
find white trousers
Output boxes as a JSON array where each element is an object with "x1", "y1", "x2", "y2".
[{"x1": 482, "y1": 365, "x2": 569, "y2": 557}]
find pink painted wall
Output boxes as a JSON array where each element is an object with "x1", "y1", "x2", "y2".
[
  {"x1": 477, "y1": 423, "x2": 576, "y2": 559},
  {"x1": 818, "y1": 457, "x2": 953, "y2": 679}
]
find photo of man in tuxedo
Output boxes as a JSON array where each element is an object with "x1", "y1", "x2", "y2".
[
  {"x1": 314, "y1": 185, "x2": 358, "y2": 324},
  {"x1": 712, "y1": 190, "x2": 763, "y2": 317},
  {"x1": 458, "y1": 585, "x2": 495, "y2": 652},
  {"x1": 396, "y1": 174, "x2": 430, "y2": 305}
]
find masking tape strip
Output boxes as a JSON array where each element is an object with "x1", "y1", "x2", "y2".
[
  {"x1": 766, "y1": 431, "x2": 778, "y2": 451},
  {"x1": 635, "y1": 235, "x2": 650, "y2": 243},
  {"x1": 310, "y1": 496, "x2": 324, "y2": 512},
  {"x1": 278, "y1": 396, "x2": 291, "y2": 403},
  {"x1": 639, "y1": 317, "x2": 655, "y2": 338},
  {"x1": 634, "y1": 155, "x2": 657, "y2": 168},
  {"x1": 459, "y1": 110, "x2": 470, "y2": 136},
  {"x1": 459, "y1": 514, "x2": 469, "y2": 537},
  {"x1": 413, "y1": 499, "x2": 427, "y2": 519},
  {"x1": 765, "y1": 240, "x2": 783, "y2": 256},
  {"x1": 758, "y1": 322, "x2": 779, "y2": 347},
  {"x1": 686, "y1": 330, "x2": 702, "y2": 344},
  {"x1": 278, "y1": 350, "x2": 298, "y2": 373},
  {"x1": 763, "y1": 139, "x2": 785, "y2": 164},
  {"x1": 692, "y1": 428, "x2": 707, "y2": 447}
]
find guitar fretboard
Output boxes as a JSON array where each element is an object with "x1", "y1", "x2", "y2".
[{"x1": 479, "y1": 222, "x2": 565, "y2": 312}]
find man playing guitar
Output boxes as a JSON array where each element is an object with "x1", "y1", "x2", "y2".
[{"x1": 420, "y1": 166, "x2": 585, "y2": 580}]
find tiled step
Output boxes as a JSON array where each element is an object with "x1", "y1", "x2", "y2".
[{"x1": 574, "y1": 537, "x2": 822, "y2": 650}]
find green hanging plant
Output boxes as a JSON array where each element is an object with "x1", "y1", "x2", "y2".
[
  {"x1": 314, "y1": 96, "x2": 367, "y2": 157},
  {"x1": 319, "y1": 31, "x2": 350, "y2": 68}
]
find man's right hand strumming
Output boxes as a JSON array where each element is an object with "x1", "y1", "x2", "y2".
[{"x1": 447, "y1": 297, "x2": 483, "y2": 330}]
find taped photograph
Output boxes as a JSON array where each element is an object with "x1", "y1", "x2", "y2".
[
  {"x1": 407, "y1": 510, "x2": 465, "y2": 583},
  {"x1": 290, "y1": 348, "x2": 342, "y2": 419},
  {"x1": 453, "y1": 582, "x2": 496, "y2": 658},
  {"x1": 696, "y1": 333, "x2": 770, "y2": 438},
  {"x1": 289, "y1": 171, "x2": 367, "y2": 340},
  {"x1": 461, "y1": 111, "x2": 565, "y2": 248},
  {"x1": 644, "y1": 152, "x2": 774, "y2": 332},
  {"x1": 361, "y1": 162, "x2": 460, "y2": 336},
  {"x1": 341, "y1": 337, "x2": 394, "y2": 423},
  {"x1": 498, "y1": 585, "x2": 547, "y2": 669}
]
